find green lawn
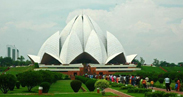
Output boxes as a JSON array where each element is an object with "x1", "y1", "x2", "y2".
[
  {"x1": 0, "y1": 67, "x2": 8, "y2": 74},
  {"x1": 140, "y1": 66, "x2": 165, "y2": 73},
  {"x1": 6, "y1": 66, "x2": 34, "y2": 76},
  {"x1": 0, "y1": 80, "x2": 117, "y2": 97},
  {"x1": 0, "y1": 93, "x2": 116, "y2": 97},
  {"x1": 49, "y1": 80, "x2": 91, "y2": 93},
  {"x1": 162, "y1": 66, "x2": 183, "y2": 72}
]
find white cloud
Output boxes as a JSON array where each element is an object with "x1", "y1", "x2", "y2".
[
  {"x1": 67, "y1": 0, "x2": 183, "y2": 64},
  {"x1": 0, "y1": 0, "x2": 183, "y2": 64},
  {"x1": 0, "y1": 26, "x2": 8, "y2": 33}
]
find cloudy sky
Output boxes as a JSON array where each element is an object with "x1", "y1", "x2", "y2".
[{"x1": 0, "y1": 0, "x2": 183, "y2": 64}]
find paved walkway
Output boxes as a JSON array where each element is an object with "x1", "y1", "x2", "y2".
[
  {"x1": 105, "y1": 88, "x2": 132, "y2": 97},
  {"x1": 151, "y1": 87, "x2": 183, "y2": 95}
]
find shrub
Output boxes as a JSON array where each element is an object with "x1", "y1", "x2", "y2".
[
  {"x1": 17, "y1": 71, "x2": 42, "y2": 91},
  {"x1": 16, "y1": 81, "x2": 20, "y2": 89},
  {"x1": 34, "y1": 63, "x2": 39, "y2": 68},
  {"x1": 40, "y1": 82, "x2": 50, "y2": 93},
  {"x1": 64, "y1": 75, "x2": 71, "y2": 80},
  {"x1": 70, "y1": 80, "x2": 82, "y2": 92},
  {"x1": 38, "y1": 70, "x2": 54, "y2": 84},
  {"x1": 110, "y1": 82, "x2": 124, "y2": 87},
  {"x1": 128, "y1": 88, "x2": 152, "y2": 93},
  {"x1": 0, "y1": 74, "x2": 16, "y2": 94},
  {"x1": 8, "y1": 74, "x2": 16, "y2": 91},
  {"x1": 75, "y1": 76, "x2": 89, "y2": 84},
  {"x1": 85, "y1": 79, "x2": 97, "y2": 91},
  {"x1": 145, "y1": 91, "x2": 177, "y2": 97},
  {"x1": 95, "y1": 79, "x2": 109, "y2": 90},
  {"x1": 158, "y1": 78, "x2": 164, "y2": 84},
  {"x1": 120, "y1": 85, "x2": 134, "y2": 90}
]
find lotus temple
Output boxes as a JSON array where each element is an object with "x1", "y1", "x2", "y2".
[{"x1": 28, "y1": 14, "x2": 140, "y2": 76}]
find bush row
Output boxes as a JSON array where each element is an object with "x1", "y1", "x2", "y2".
[
  {"x1": 120, "y1": 85, "x2": 134, "y2": 90},
  {"x1": 70, "y1": 80, "x2": 82, "y2": 92},
  {"x1": 85, "y1": 79, "x2": 97, "y2": 91},
  {"x1": 128, "y1": 88, "x2": 152, "y2": 93},
  {"x1": 75, "y1": 76, "x2": 89, "y2": 84},
  {"x1": 145, "y1": 91, "x2": 177, "y2": 97},
  {"x1": 110, "y1": 82, "x2": 124, "y2": 87}
]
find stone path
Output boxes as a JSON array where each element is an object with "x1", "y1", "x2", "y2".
[
  {"x1": 151, "y1": 87, "x2": 183, "y2": 95},
  {"x1": 105, "y1": 88, "x2": 132, "y2": 97}
]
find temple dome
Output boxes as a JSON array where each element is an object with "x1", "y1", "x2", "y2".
[{"x1": 28, "y1": 14, "x2": 137, "y2": 64}]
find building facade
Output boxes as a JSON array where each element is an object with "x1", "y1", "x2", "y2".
[
  {"x1": 29, "y1": 14, "x2": 140, "y2": 75},
  {"x1": 7, "y1": 45, "x2": 19, "y2": 61}
]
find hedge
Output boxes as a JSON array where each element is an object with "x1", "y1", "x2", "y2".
[
  {"x1": 75, "y1": 76, "x2": 89, "y2": 84},
  {"x1": 70, "y1": 80, "x2": 82, "y2": 92},
  {"x1": 120, "y1": 85, "x2": 134, "y2": 90},
  {"x1": 127, "y1": 88, "x2": 152, "y2": 93},
  {"x1": 40, "y1": 82, "x2": 50, "y2": 93},
  {"x1": 145, "y1": 91, "x2": 177, "y2": 97},
  {"x1": 110, "y1": 82, "x2": 124, "y2": 87},
  {"x1": 85, "y1": 79, "x2": 97, "y2": 91}
]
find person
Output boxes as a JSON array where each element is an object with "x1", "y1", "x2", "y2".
[
  {"x1": 177, "y1": 79, "x2": 181, "y2": 91},
  {"x1": 124, "y1": 75, "x2": 126, "y2": 84},
  {"x1": 145, "y1": 76, "x2": 149, "y2": 88},
  {"x1": 142, "y1": 78, "x2": 147, "y2": 88},
  {"x1": 150, "y1": 80, "x2": 154, "y2": 89},
  {"x1": 112, "y1": 75, "x2": 114, "y2": 83},
  {"x1": 114, "y1": 75, "x2": 116, "y2": 82},
  {"x1": 126, "y1": 75, "x2": 129, "y2": 84},
  {"x1": 175, "y1": 82, "x2": 178, "y2": 91},
  {"x1": 164, "y1": 76, "x2": 171, "y2": 92},
  {"x1": 120, "y1": 75, "x2": 124, "y2": 84}
]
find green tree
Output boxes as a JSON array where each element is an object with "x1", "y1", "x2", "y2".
[
  {"x1": 140, "y1": 57, "x2": 145, "y2": 65},
  {"x1": 34, "y1": 63, "x2": 39, "y2": 68},
  {"x1": 152, "y1": 58, "x2": 159, "y2": 66},
  {"x1": 38, "y1": 70, "x2": 54, "y2": 84},
  {"x1": 3, "y1": 57, "x2": 13, "y2": 66},
  {"x1": 0, "y1": 74, "x2": 16, "y2": 94},
  {"x1": 132, "y1": 59, "x2": 139, "y2": 64},
  {"x1": 137, "y1": 63, "x2": 142, "y2": 68},
  {"x1": 17, "y1": 71, "x2": 42, "y2": 91},
  {"x1": 25, "y1": 60, "x2": 31, "y2": 65},
  {"x1": 0, "y1": 56, "x2": 3, "y2": 66},
  {"x1": 178, "y1": 62, "x2": 183, "y2": 67},
  {"x1": 17, "y1": 56, "x2": 25, "y2": 62},
  {"x1": 95, "y1": 79, "x2": 109, "y2": 95}
]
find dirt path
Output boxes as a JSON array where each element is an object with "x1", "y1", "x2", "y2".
[
  {"x1": 105, "y1": 88, "x2": 132, "y2": 97},
  {"x1": 151, "y1": 87, "x2": 183, "y2": 95}
]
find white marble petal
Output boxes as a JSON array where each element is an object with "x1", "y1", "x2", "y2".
[
  {"x1": 126, "y1": 54, "x2": 138, "y2": 63},
  {"x1": 60, "y1": 31, "x2": 83, "y2": 64}
]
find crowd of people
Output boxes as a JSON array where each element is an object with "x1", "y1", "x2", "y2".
[{"x1": 84, "y1": 74, "x2": 181, "y2": 92}]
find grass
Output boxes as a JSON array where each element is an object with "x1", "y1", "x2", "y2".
[
  {"x1": 49, "y1": 80, "x2": 96, "y2": 93},
  {"x1": 0, "y1": 80, "x2": 117, "y2": 97},
  {"x1": 0, "y1": 92, "x2": 116, "y2": 97},
  {"x1": 140, "y1": 66, "x2": 166, "y2": 73},
  {"x1": 0, "y1": 67, "x2": 8, "y2": 74},
  {"x1": 162, "y1": 66, "x2": 183, "y2": 72},
  {"x1": 6, "y1": 66, "x2": 34, "y2": 76}
]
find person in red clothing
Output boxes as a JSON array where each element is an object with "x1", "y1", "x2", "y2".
[
  {"x1": 142, "y1": 78, "x2": 146, "y2": 88},
  {"x1": 177, "y1": 79, "x2": 181, "y2": 91}
]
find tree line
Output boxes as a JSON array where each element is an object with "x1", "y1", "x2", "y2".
[
  {"x1": 132, "y1": 57, "x2": 183, "y2": 67},
  {"x1": 0, "y1": 56, "x2": 31, "y2": 67}
]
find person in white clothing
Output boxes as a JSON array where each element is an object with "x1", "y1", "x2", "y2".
[{"x1": 164, "y1": 76, "x2": 171, "y2": 91}]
